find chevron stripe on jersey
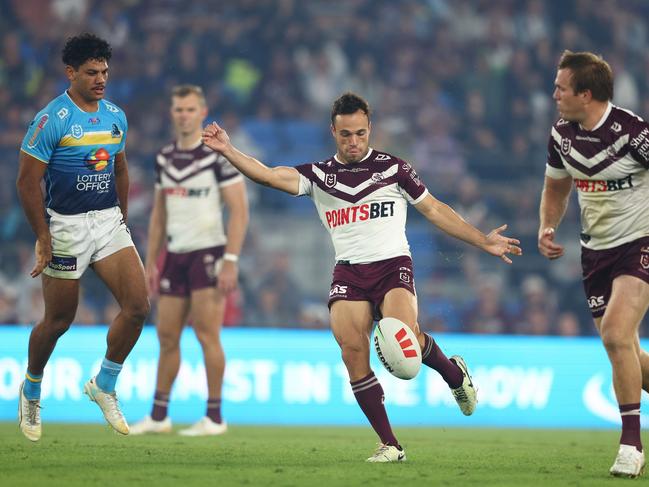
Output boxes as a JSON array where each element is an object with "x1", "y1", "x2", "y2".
[
  {"x1": 155, "y1": 141, "x2": 243, "y2": 252},
  {"x1": 546, "y1": 103, "x2": 649, "y2": 250},
  {"x1": 295, "y1": 148, "x2": 428, "y2": 264}
]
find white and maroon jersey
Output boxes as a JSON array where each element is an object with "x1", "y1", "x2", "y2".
[
  {"x1": 155, "y1": 141, "x2": 243, "y2": 253},
  {"x1": 546, "y1": 103, "x2": 649, "y2": 250},
  {"x1": 295, "y1": 148, "x2": 428, "y2": 264}
]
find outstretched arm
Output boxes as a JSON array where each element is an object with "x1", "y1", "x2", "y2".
[
  {"x1": 414, "y1": 194, "x2": 522, "y2": 264},
  {"x1": 202, "y1": 122, "x2": 301, "y2": 195},
  {"x1": 538, "y1": 175, "x2": 573, "y2": 260}
]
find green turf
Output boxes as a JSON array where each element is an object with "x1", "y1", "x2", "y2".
[{"x1": 0, "y1": 423, "x2": 633, "y2": 486}]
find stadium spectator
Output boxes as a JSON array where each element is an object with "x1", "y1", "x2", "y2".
[
  {"x1": 130, "y1": 84, "x2": 248, "y2": 437},
  {"x1": 3, "y1": 1, "x2": 649, "y2": 335}
]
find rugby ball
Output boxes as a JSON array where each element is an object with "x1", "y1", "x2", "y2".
[{"x1": 373, "y1": 317, "x2": 422, "y2": 379}]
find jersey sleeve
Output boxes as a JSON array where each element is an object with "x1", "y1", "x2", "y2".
[
  {"x1": 214, "y1": 156, "x2": 244, "y2": 187},
  {"x1": 545, "y1": 128, "x2": 570, "y2": 179},
  {"x1": 20, "y1": 111, "x2": 63, "y2": 164},
  {"x1": 154, "y1": 152, "x2": 164, "y2": 189},
  {"x1": 116, "y1": 112, "x2": 128, "y2": 153},
  {"x1": 629, "y1": 117, "x2": 649, "y2": 169},
  {"x1": 396, "y1": 160, "x2": 428, "y2": 204},
  {"x1": 294, "y1": 163, "x2": 314, "y2": 197}
]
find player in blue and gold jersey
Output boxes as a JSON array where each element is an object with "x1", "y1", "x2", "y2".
[{"x1": 16, "y1": 33, "x2": 149, "y2": 441}]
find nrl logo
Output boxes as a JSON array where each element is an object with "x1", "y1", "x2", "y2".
[
  {"x1": 560, "y1": 137, "x2": 571, "y2": 156},
  {"x1": 324, "y1": 173, "x2": 337, "y2": 188},
  {"x1": 71, "y1": 124, "x2": 84, "y2": 139},
  {"x1": 641, "y1": 247, "x2": 649, "y2": 269}
]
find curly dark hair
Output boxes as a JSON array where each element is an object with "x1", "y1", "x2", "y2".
[
  {"x1": 331, "y1": 92, "x2": 370, "y2": 125},
  {"x1": 61, "y1": 33, "x2": 112, "y2": 69}
]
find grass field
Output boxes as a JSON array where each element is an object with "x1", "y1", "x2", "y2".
[{"x1": 0, "y1": 423, "x2": 633, "y2": 486}]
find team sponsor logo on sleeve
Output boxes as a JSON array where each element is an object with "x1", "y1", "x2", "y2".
[
  {"x1": 48, "y1": 255, "x2": 77, "y2": 272},
  {"x1": 630, "y1": 128, "x2": 649, "y2": 162},
  {"x1": 27, "y1": 114, "x2": 49, "y2": 148},
  {"x1": 57, "y1": 108, "x2": 69, "y2": 119},
  {"x1": 71, "y1": 124, "x2": 84, "y2": 139},
  {"x1": 560, "y1": 137, "x2": 572, "y2": 156}
]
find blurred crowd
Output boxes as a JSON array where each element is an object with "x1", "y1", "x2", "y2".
[{"x1": 2, "y1": 0, "x2": 649, "y2": 335}]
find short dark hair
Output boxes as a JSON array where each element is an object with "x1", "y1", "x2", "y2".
[
  {"x1": 171, "y1": 84, "x2": 206, "y2": 105},
  {"x1": 331, "y1": 92, "x2": 370, "y2": 125},
  {"x1": 558, "y1": 50, "x2": 613, "y2": 102},
  {"x1": 62, "y1": 33, "x2": 112, "y2": 69}
]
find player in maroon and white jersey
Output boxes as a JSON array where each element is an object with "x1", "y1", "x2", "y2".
[
  {"x1": 131, "y1": 85, "x2": 248, "y2": 436},
  {"x1": 203, "y1": 93, "x2": 521, "y2": 462},
  {"x1": 539, "y1": 51, "x2": 649, "y2": 477}
]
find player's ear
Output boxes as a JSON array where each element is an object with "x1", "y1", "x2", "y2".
[
  {"x1": 330, "y1": 123, "x2": 336, "y2": 138},
  {"x1": 65, "y1": 65, "x2": 76, "y2": 82}
]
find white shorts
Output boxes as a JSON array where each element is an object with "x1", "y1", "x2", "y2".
[{"x1": 44, "y1": 206, "x2": 135, "y2": 279}]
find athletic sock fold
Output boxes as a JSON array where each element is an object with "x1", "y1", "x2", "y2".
[
  {"x1": 95, "y1": 357, "x2": 123, "y2": 393},
  {"x1": 23, "y1": 370, "x2": 43, "y2": 401},
  {"x1": 351, "y1": 371, "x2": 399, "y2": 447}
]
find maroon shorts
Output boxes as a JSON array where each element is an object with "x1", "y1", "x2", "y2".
[
  {"x1": 328, "y1": 255, "x2": 415, "y2": 321},
  {"x1": 581, "y1": 236, "x2": 649, "y2": 317},
  {"x1": 159, "y1": 246, "x2": 224, "y2": 297}
]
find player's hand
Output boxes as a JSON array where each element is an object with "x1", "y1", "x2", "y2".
[
  {"x1": 31, "y1": 235, "x2": 52, "y2": 278},
  {"x1": 145, "y1": 261, "x2": 160, "y2": 297},
  {"x1": 202, "y1": 122, "x2": 231, "y2": 154},
  {"x1": 484, "y1": 224, "x2": 522, "y2": 264},
  {"x1": 538, "y1": 227, "x2": 564, "y2": 260},
  {"x1": 217, "y1": 260, "x2": 239, "y2": 294}
]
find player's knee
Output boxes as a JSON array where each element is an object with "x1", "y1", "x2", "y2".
[
  {"x1": 601, "y1": 326, "x2": 634, "y2": 353},
  {"x1": 45, "y1": 316, "x2": 74, "y2": 337},
  {"x1": 158, "y1": 333, "x2": 180, "y2": 353},
  {"x1": 340, "y1": 342, "x2": 367, "y2": 364},
  {"x1": 123, "y1": 297, "x2": 150, "y2": 324},
  {"x1": 194, "y1": 328, "x2": 220, "y2": 347}
]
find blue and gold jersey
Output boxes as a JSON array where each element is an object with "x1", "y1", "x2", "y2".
[{"x1": 20, "y1": 91, "x2": 128, "y2": 214}]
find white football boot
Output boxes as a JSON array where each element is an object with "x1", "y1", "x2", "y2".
[
  {"x1": 366, "y1": 444, "x2": 406, "y2": 463},
  {"x1": 83, "y1": 377, "x2": 129, "y2": 435},
  {"x1": 18, "y1": 381, "x2": 41, "y2": 442},
  {"x1": 129, "y1": 415, "x2": 173, "y2": 435},
  {"x1": 178, "y1": 416, "x2": 227, "y2": 436},
  {"x1": 450, "y1": 355, "x2": 478, "y2": 416},
  {"x1": 610, "y1": 444, "x2": 645, "y2": 478}
]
